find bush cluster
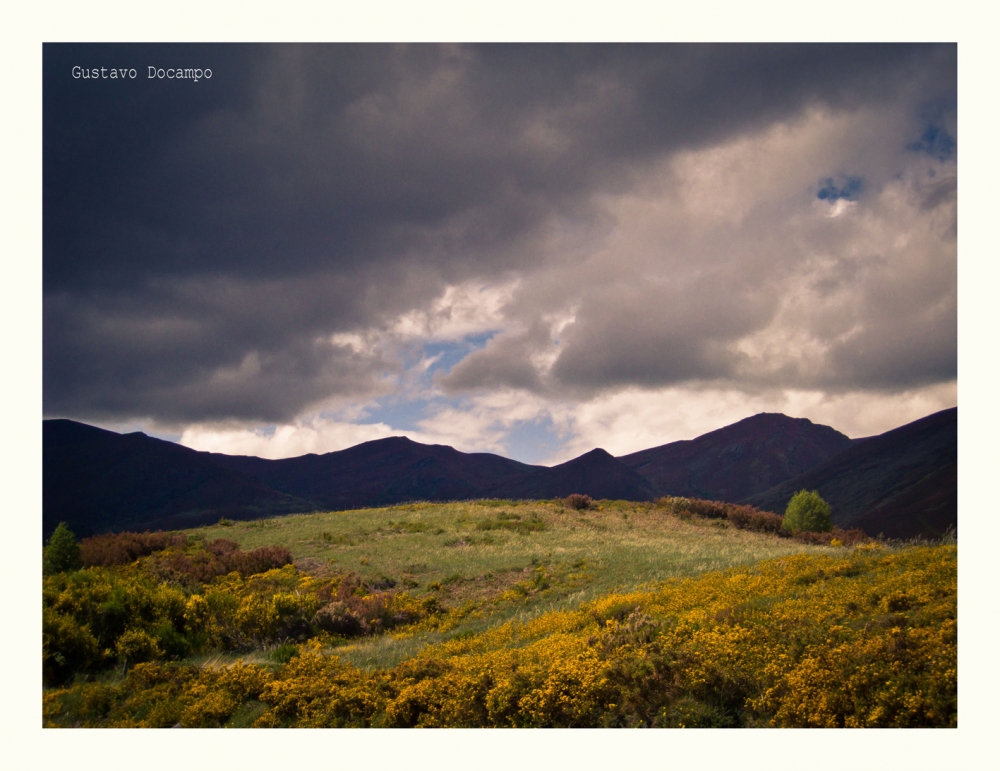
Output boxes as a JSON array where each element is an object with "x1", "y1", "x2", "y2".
[
  {"x1": 148, "y1": 538, "x2": 293, "y2": 585},
  {"x1": 725, "y1": 505, "x2": 785, "y2": 534},
  {"x1": 656, "y1": 497, "x2": 786, "y2": 535},
  {"x1": 564, "y1": 494, "x2": 594, "y2": 511},
  {"x1": 42, "y1": 558, "x2": 438, "y2": 687},
  {"x1": 310, "y1": 572, "x2": 434, "y2": 637},
  {"x1": 656, "y1": 497, "x2": 730, "y2": 519},
  {"x1": 81, "y1": 531, "x2": 189, "y2": 567},
  {"x1": 45, "y1": 545, "x2": 957, "y2": 728}
]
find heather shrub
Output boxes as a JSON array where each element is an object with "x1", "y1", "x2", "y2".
[
  {"x1": 783, "y1": 490, "x2": 832, "y2": 533},
  {"x1": 44, "y1": 522, "x2": 83, "y2": 575},
  {"x1": 726, "y1": 505, "x2": 785, "y2": 535},
  {"x1": 564, "y1": 494, "x2": 593, "y2": 511},
  {"x1": 656, "y1": 497, "x2": 729, "y2": 519},
  {"x1": 149, "y1": 539, "x2": 293, "y2": 584},
  {"x1": 310, "y1": 572, "x2": 416, "y2": 637},
  {"x1": 80, "y1": 531, "x2": 188, "y2": 568},
  {"x1": 313, "y1": 601, "x2": 365, "y2": 636}
]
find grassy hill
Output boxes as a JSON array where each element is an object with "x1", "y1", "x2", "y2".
[
  {"x1": 42, "y1": 499, "x2": 956, "y2": 728},
  {"x1": 186, "y1": 499, "x2": 831, "y2": 668}
]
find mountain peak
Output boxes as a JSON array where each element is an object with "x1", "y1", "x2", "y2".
[{"x1": 618, "y1": 412, "x2": 852, "y2": 502}]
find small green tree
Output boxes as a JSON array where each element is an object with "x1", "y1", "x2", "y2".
[
  {"x1": 782, "y1": 490, "x2": 832, "y2": 533},
  {"x1": 43, "y1": 522, "x2": 83, "y2": 575}
]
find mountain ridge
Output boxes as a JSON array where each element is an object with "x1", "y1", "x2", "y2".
[
  {"x1": 42, "y1": 409, "x2": 956, "y2": 540},
  {"x1": 618, "y1": 412, "x2": 853, "y2": 501},
  {"x1": 744, "y1": 407, "x2": 957, "y2": 539}
]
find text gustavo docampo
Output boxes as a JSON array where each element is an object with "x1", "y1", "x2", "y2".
[{"x1": 72, "y1": 66, "x2": 212, "y2": 82}]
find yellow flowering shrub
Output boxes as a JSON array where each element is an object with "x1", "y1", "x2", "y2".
[{"x1": 44, "y1": 545, "x2": 956, "y2": 728}]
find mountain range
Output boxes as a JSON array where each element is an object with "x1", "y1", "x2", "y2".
[{"x1": 43, "y1": 407, "x2": 956, "y2": 541}]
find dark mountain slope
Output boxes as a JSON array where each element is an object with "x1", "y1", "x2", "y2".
[
  {"x1": 43, "y1": 420, "x2": 316, "y2": 538},
  {"x1": 744, "y1": 407, "x2": 957, "y2": 539},
  {"x1": 210, "y1": 436, "x2": 537, "y2": 511},
  {"x1": 44, "y1": 420, "x2": 656, "y2": 537},
  {"x1": 47, "y1": 408, "x2": 951, "y2": 540},
  {"x1": 490, "y1": 448, "x2": 655, "y2": 501},
  {"x1": 618, "y1": 413, "x2": 852, "y2": 501}
]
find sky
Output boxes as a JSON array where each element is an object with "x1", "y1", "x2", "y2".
[{"x1": 43, "y1": 43, "x2": 957, "y2": 464}]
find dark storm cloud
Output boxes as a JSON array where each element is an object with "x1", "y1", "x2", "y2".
[{"x1": 44, "y1": 43, "x2": 956, "y2": 424}]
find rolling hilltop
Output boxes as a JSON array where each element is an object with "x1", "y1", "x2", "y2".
[{"x1": 43, "y1": 409, "x2": 957, "y2": 540}]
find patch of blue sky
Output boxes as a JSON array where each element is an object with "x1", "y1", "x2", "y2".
[
  {"x1": 817, "y1": 175, "x2": 865, "y2": 202},
  {"x1": 349, "y1": 395, "x2": 438, "y2": 433},
  {"x1": 501, "y1": 415, "x2": 565, "y2": 466},
  {"x1": 421, "y1": 334, "x2": 494, "y2": 377},
  {"x1": 907, "y1": 123, "x2": 955, "y2": 161}
]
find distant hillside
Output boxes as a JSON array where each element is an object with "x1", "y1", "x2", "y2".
[
  {"x1": 744, "y1": 408, "x2": 957, "y2": 539},
  {"x1": 489, "y1": 448, "x2": 655, "y2": 502},
  {"x1": 43, "y1": 420, "x2": 315, "y2": 538},
  {"x1": 43, "y1": 408, "x2": 955, "y2": 540},
  {"x1": 618, "y1": 413, "x2": 852, "y2": 501},
  {"x1": 44, "y1": 420, "x2": 656, "y2": 537},
  {"x1": 214, "y1": 441, "x2": 653, "y2": 507},
  {"x1": 210, "y1": 436, "x2": 537, "y2": 512}
]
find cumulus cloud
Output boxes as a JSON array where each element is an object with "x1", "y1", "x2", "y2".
[
  {"x1": 536, "y1": 381, "x2": 959, "y2": 464},
  {"x1": 440, "y1": 104, "x2": 957, "y2": 400},
  {"x1": 180, "y1": 417, "x2": 401, "y2": 459},
  {"x1": 44, "y1": 43, "x2": 956, "y2": 460}
]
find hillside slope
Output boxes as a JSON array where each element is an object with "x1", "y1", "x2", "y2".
[
  {"x1": 489, "y1": 448, "x2": 655, "y2": 501},
  {"x1": 211, "y1": 436, "x2": 537, "y2": 511},
  {"x1": 618, "y1": 413, "x2": 852, "y2": 501},
  {"x1": 43, "y1": 420, "x2": 315, "y2": 538},
  {"x1": 744, "y1": 407, "x2": 957, "y2": 539}
]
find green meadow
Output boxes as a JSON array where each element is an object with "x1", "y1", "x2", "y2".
[
  {"x1": 43, "y1": 499, "x2": 955, "y2": 727},
  {"x1": 191, "y1": 499, "x2": 837, "y2": 668}
]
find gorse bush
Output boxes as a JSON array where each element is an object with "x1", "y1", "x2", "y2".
[
  {"x1": 44, "y1": 545, "x2": 957, "y2": 728},
  {"x1": 44, "y1": 522, "x2": 83, "y2": 576},
  {"x1": 42, "y1": 554, "x2": 438, "y2": 687},
  {"x1": 564, "y1": 494, "x2": 593, "y2": 511},
  {"x1": 783, "y1": 490, "x2": 832, "y2": 533}
]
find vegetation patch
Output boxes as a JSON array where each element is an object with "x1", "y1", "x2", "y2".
[
  {"x1": 42, "y1": 499, "x2": 954, "y2": 728},
  {"x1": 44, "y1": 544, "x2": 956, "y2": 727}
]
